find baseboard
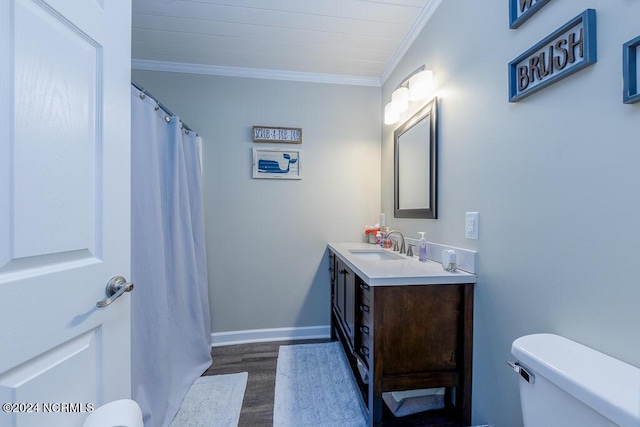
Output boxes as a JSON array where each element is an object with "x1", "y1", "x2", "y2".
[{"x1": 211, "y1": 325, "x2": 331, "y2": 347}]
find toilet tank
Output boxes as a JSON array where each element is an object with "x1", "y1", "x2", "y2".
[{"x1": 511, "y1": 334, "x2": 640, "y2": 427}]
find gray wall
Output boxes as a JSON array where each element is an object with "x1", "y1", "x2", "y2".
[
  {"x1": 382, "y1": 1, "x2": 640, "y2": 426},
  {"x1": 132, "y1": 70, "x2": 381, "y2": 333}
]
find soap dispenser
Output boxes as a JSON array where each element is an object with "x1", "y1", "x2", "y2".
[{"x1": 418, "y1": 232, "x2": 427, "y2": 262}]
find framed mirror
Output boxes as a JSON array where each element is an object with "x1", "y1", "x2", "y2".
[{"x1": 394, "y1": 97, "x2": 437, "y2": 219}]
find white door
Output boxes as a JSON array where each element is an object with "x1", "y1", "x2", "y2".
[{"x1": 0, "y1": 0, "x2": 132, "y2": 426}]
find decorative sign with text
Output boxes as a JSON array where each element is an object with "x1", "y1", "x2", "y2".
[
  {"x1": 623, "y1": 35, "x2": 640, "y2": 104},
  {"x1": 509, "y1": 9, "x2": 597, "y2": 102},
  {"x1": 252, "y1": 126, "x2": 302, "y2": 143},
  {"x1": 510, "y1": 0, "x2": 552, "y2": 29}
]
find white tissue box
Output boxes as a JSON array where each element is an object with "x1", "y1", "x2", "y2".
[{"x1": 382, "y1": 387, "x2": 445, "y2": 417}]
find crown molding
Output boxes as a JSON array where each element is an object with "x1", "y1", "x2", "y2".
[
  {"x1": 379, "y1": 0, "x2": 444, "y2": 85},
  {"x1": 132, "y1": 59, "x2": 381, "y2": 87}
]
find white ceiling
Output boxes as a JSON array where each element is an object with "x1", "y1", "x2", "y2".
[{"x1": 131, "y1": 0, "x2": 439, "y2": 86}]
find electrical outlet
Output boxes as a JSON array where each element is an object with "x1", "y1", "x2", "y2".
[{"x1": 465, "y1": 212, "x2": 479, "y2": 239}]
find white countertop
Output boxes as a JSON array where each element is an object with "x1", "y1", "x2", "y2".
[{"x1": 328, "y1": 242, "x2": 477, "y2": 286}]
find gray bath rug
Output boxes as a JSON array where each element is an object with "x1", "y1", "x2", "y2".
[
  {"x1": 273, "y1": 341, "x2": 367, "y2": 426},
  {"x1": 169, "y1": 372, "x2": 247, "y2": 427}
]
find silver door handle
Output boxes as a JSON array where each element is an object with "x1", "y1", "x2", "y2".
[{"x1": 96, "y1": 276, "x2": 134, "y2": 308}]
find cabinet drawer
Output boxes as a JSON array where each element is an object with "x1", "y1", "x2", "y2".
[
  {"x1": 357, "y1": 280, "x2": 372, "y2": 318},
  {"x1": 356, "y1": 287, "x2": 372, "y2": 366},
  {"x1": 358, "y1": 322, "x2": 372, "y2": 338},
  {"x1": 359, "y1": 281, "x2": 371, "y2": 298},
  {"x1": 357, "y1": 317, "x2": 372, "y2": 365},
  {"x1": 358, "y1": 299, "x2": 372, "y2": 322},
  {"x1": 358, "y1": 337, "x2": 372, "y2": 365}
]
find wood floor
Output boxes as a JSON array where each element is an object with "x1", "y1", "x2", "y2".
[{"x1": 203, "y1": 339, "x2": 330, "y2": 427}]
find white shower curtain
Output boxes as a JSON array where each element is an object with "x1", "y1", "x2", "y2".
[{"x1": 130, "y1": 86, "x2": 212, "y2": 427}]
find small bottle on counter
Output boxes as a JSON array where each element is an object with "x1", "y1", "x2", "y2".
[
  {"x1": 418, "y1": 232, "x2": 427, "y2": 262},
  {"x1": 376, "y1": 231, "x2": 382, "y2": 246}
]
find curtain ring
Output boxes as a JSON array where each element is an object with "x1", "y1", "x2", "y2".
[
  {"x1": 185, "y1": 129, "x2": 190, "y2": 135},
  {"x1": 139, "y1": 92, "x2": 146, "y2": 99},
  {"x1": 164, "y1": 115, "x2": 171, "y2": 123},
  {"x1": 154, "y1": 105, "x2": 159, "y2": 111}
]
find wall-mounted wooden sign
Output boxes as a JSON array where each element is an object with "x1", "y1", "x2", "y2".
[
  {"x1": 510, "y1": 0, "x2": 552, "y2": 29},
  {"x1": 252, "y1": 126, "x2": 302, "y2": 143},
  {"x1": 623, "y1": 35, "x2": 640, "y2": 104},
  {"x1": 509, "y1": 9, "x2": 597, "y2": 102}
]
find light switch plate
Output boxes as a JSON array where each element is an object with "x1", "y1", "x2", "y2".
[{"x1": 465, "y1": 212, "x2": 479, "y2": 239}]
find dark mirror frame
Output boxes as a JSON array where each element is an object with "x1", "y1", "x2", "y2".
[{"x1": 394, "y1": 97, "x2": 437, "y2": 219}]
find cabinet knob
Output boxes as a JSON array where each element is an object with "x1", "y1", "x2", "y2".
[{"x1": 339, "y1": 269, "x2": 349, "y2": 275}]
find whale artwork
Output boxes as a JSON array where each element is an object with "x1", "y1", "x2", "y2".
[
  {"x1": 253, "y1": 148, "x2": 301, "y2": 179},
  {"x1": 258, "y1": 153, "x2": 298, "y2": 174}
]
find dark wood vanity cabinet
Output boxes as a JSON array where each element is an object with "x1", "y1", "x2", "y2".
[{"x1": 329, "y1": 249, "x2": 474, "y2": 427}]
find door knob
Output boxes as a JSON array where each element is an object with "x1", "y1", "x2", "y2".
[{"x1": 96, "y1": 276, "x2": 134, "y2": 308}]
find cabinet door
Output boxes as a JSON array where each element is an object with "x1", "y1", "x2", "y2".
[
  {"x1": 334, "y1": 258, "x2": 356, "y2": 349},
  {"x1": 330, "y1": 252, "x2": 337, "y2": 308},
  {"x1": 344, "y1": 266, "x2": 356, "y2": 346},
  {"x1": 336, "y1": 259, "x2": 346, "y2": 318}
]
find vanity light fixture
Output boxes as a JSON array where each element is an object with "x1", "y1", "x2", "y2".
[
  {"x1": 384, "y1": 65, "x2": 434, "y2": 125},
  {"x1": 384, "y1": 102, "x2": 400, "y2": 125},
  {"x1": 408, "y1": 69, "x2": 434, "y2": 101},
  {"x1": 391, "y1": 86, "x2": 409, "y2": 114}
]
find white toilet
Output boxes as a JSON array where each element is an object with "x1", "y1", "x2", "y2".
[{"x1": 510, "y1": 333, "x2": 640, "y2": 427}]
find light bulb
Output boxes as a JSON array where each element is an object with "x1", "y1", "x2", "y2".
[
  {"x1": 408, "y1": 70, "x2": 434, "y2": 101},
  {"x1": 391, "y1": 86, "x2": 409, "y2": 113},
  {"x1": 384, "y1": 102, "x2": 399, "y2": 125}
]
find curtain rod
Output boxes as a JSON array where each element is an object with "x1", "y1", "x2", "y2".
[{"x1": 131, "y1": 80, "x2": 197, "y2": 135}]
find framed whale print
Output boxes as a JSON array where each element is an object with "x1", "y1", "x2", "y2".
[{"x1": 252, "y1": 148, "x2": 302, "y2": 179}]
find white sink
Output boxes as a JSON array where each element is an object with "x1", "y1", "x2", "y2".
[{"x1": 349, "y1": 249, "x2": 405, "y2": 261}]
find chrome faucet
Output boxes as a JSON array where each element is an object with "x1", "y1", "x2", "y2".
[{"x1": 384, "y1": 230, "x2": 406, "y2": 254}]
